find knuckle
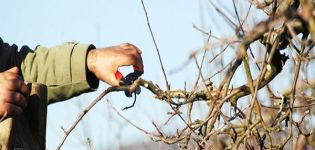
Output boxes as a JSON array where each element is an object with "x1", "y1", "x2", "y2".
[
  {"x1": 128, "y1": 55, "x2": 138, "y2": 64},
  {"x1": 6, "y1": 79, "x2": 18, "y2": 89},
  {"x1": 16, "y1": 93, "x2": 26, "y2": 108},
  {"x1": 21, "y1": 84, "x2": 29, "y2": 95},
  {"x1": 6, "y1": 92, "x2": 14, "y2": 102},
  {"x1": 6, "y1": 72, "x2": 19, "y2": 80},
  {"x1": 120, "y1": 43, "x2": 128, "y2": 47},
  {"x1": 15, "y1": 93, "x2": 22, "y2": 101},
  {"x1": 122, "y1": 43, "x2": 137, "y2": 49},
  {"x1": 127, "y1": 53, "x2": 136, "y2": 60},
  {"x1": 128, "y1": 47, "x2": 139, "y2": 55},
  {"x1": 0, "y1": 92, "x2": 11, "y2": 102},
  {"x1": 124, "y1": 42, "x2": 132, "y2": 46}
]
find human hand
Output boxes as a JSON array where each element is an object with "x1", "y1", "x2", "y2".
[
  {"x1": 87, "y1": 43, "x2": 144, "y2": 86},
  {"x1": 0, "y1": 67, "x2": 29, "y2": 118}
]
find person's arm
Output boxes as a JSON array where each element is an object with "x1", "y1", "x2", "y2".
[
  {"x1": 0, "y1": 38, "x2": 98, "y2": 105},
  {"x1": 21, "y1": 42, "x2": 144, "y2": 104},
  {"x1": 21, "y1": 42, "x2": 99, "y2": 104},
  {"x1": 0, "y1": 37, "x2": 143, "y2": 117}
]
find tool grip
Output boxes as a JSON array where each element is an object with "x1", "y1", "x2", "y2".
[{"x1": 115, "y1": 65, "x2": 142, "y2": 82}]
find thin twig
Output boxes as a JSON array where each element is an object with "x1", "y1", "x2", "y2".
[
  {"x1": 107, "y1": 100, "x2": 152, "y2": 135},
  {"x1": 56, "y1": 80, "x2": 141, "y2": 150},
  {"x1": 140, "y1": 0, "x2": 170, "y2": 91}
]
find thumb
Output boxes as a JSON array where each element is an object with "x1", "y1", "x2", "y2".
[{"x1": 7, "y1": 67, "x2": 19, "y2": 74}]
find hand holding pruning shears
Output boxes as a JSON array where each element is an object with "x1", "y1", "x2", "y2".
[
  {"x1": 87, "y1": 43, "x2": 144, "y2": 86},
  {"x1": 87, "y1": 43, "x2": 144, "y2": 109}
]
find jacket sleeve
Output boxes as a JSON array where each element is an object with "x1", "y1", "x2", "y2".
[
  {"x1": 0, "y1": 37, "x2": 99, "y2": 104},
  {"x1": 0, "y1": 38, "x2": 24, "y2": 73}
]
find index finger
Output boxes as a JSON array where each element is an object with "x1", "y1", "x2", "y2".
[
  {"x1": 17, "y1": 79, "x2": 29, "y2": 97},
  {"x1": 4, "y1": 78, "x2": 29, "y2": 96},
  {"x1": 119, "y1": 53, "x2": 144, "y2": 74},
  {"x1": 133, "y1": 56, "x2": 144, "y2": 74}
]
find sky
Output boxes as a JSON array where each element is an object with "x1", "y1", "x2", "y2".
[
  {"x1": 0, "y1": 0, "x2": 209, "y2": 149},
  {"x1": 0, "y1": 0, "x2": 278, "y2": 149}
]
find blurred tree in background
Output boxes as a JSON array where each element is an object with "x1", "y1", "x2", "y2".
[{"x1": 58, "y1": 0, "x2": 315, "y2": 149}]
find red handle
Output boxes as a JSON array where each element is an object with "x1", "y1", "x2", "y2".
[{"x1": 115, "y1": 71, "x2": 123, "y2": 81}]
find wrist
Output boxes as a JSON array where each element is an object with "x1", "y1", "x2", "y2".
[
  {"x1": 87, "y1": 49, "x2": 97, "y2": 74},
  {"x1": 86, "y1": 48, "x2": 99, "y2": 89}
]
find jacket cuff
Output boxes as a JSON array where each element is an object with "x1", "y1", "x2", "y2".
[{"x1": 71, "y1": 44, "x2": 99, "y2": 90}]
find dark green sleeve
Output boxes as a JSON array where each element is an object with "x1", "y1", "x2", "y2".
[
  {"x1": 0, "y1": 37, "x2": 99, "y2": 104},
  {"x1": 0, "y1": 37, "x2": 24, "y2": 73}
]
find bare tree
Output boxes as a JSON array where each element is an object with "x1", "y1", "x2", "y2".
[{"x1": 58, "y1": 0, "x2": 315, "y2": 149}]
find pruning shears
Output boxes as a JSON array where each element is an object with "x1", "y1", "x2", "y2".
[{"x1": 115, "y1": 66, "x2": 143, "y2": 97}]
